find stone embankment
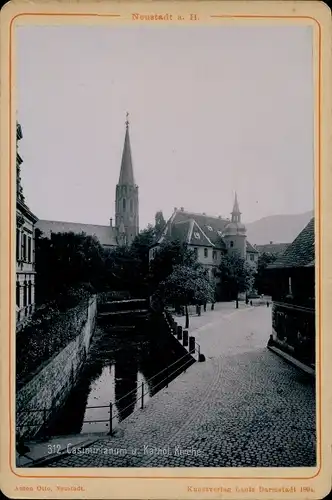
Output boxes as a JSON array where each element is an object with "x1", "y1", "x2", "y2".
[{"x1": 16, "y1": 296, "x2": 97, "y2": 440}]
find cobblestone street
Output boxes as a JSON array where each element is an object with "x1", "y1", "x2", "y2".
[{"x1": 46, "y1": 304, "x2": 316, "y2": 468}]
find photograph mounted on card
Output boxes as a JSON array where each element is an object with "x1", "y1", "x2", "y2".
[{"x1": 0, "y1": 1, "x2": 331, "y2": 499}]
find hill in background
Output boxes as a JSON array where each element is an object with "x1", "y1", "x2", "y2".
[{"x1": 245, "y1": 210, "x2": 314, "y2": 245}]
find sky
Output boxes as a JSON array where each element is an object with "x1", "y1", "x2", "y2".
[{"x1": 16, "y1": 24, "x2": 314, "y2": 229}]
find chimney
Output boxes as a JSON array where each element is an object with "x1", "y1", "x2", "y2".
[
  {"x1": 110, "y1": 218, "x2": 113, "y2": 228},
  {"x1": 180, "y1": 207, "x2": 184, "y2": 211},
  {"x1": 174, "y1": 207, "x2": 177, "y2": 212},
  {"x1": 218, "y1": 215, "x2": 222, "y2": 219},
  {"x1": 270, "y1": 241, "x2": 273, "y2": 244},
  {"x1": 203, "y1": 212, "x2": 206, "y2": 215}
]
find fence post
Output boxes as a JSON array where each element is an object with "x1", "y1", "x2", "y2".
[
  {"x1": 177, "y1": 326, "x2": 183, "y2": 340},
  {"x1": 109, "y1": 402, "x2": 113, "y2": 435},
  {"x1": 141, "y1": 382, "x2": 144, "y2": 409},
  {"x1": 183, "y1": 330, "x2": 189, "y2": 347},
  {"x1": 189, "y1": 336, "x2": 195, "y2": 355},
  {"x1": 43, "y1": 407, "x2": 47, "y2": 441}
]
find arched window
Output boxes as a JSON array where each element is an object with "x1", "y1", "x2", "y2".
[
  {"x1": 123, "y1": 198, "x2": 126, "y2": 211},
  {"x1": 230, "y1": 241, "x2": 234, "y2": 247}
]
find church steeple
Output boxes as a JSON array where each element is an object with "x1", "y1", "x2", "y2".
[
  {"x1": 231, "y1": 192, "x2": 241, "y2": 223},
  {"x1": 118, "y1": 113, "x2": 135, "y2": 186},
  {"x1": 115, "y1": 113, "x2": 139, "y2": 245}
]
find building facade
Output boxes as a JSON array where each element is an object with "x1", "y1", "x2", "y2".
[
  {"x1": 267, "y1": 218, "x2": 315, "y2": 367},
  {"x1": 36, "y1": 116, "x2": 139, "y2": 248},
  {"x1": 16, "y1": 122, "x2": 38, "y2": 330},
  {"x1": 149, "y1": 194, "x2": 259, "y2": 284}
]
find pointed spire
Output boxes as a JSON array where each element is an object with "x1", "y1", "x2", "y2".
[
  {"x1": 233, "y1": 192, "x2": 240, "y2": 214},
  {"x1": 231, "y1": 192, "x2": 241, "y2": 222},
  {"x1": 118, "y1": 112, "x2": 135, "y2": 185}
]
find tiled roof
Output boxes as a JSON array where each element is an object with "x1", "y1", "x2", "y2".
[
  {"x1": 246, "y1": 240, "x2": 259, "y2": 253},
  {"x1": 268, "y1": 218, "x2": 315, "y2": 269},
  {"x1": 256, "y1": 242, "x2": 290, "y2": 256},
  {"x1": 36, "y1": 220, "x2": 118, "y2": 247},
  {"x1": 171, "y1": 210, "x2": 229, "y2": 246}
]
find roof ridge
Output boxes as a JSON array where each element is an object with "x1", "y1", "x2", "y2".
[
  {"x1": 176, "y1": 209, "x2": 229, "y2": 221},
  {"x1": 38, "y1": 219, "x2": 111, "y2": 229}
]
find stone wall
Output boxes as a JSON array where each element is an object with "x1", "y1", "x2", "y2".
[{"x1": 16, "y1": 296, "x2": 97, "y2": 440}]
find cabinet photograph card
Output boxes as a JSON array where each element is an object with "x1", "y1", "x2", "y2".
[{"x1": 0, "y1": 0, "x2": 331, "y2": 499}]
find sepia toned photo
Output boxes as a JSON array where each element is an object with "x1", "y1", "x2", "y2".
[
  {"x1": 1, "y1": 1, "x2": 331, "y2": 499},
  {"x1": 14, "y1": 20, "x2": 317, "y2": 470}
]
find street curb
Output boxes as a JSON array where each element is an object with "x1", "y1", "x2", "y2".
[{"x1": 267, "y1": 345, "x2": 315, "y2": 377}]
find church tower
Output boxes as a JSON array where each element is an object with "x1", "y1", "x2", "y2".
[
  {"x1": 115, "y1": 114, "x2": 139, "y2": 245},
  {"x1": 223, "y1": 192, "x2": 247, "y2": 259}
]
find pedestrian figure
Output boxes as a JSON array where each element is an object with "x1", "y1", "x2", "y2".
[
  {"x1": 250, "y1": 300, "x2": 253, "y2": 306},
  {"x1": 211, "y1": 302, "x2": 215, "y2": 311},
  {"x1": 197, "y1": 304, "x2": 201, "y2": 316},
  {"x1": 203, "y1": 302, "x2": 207, "y2": 312}
]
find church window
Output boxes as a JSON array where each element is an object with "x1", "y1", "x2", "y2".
[
  {"x1": 204, "y1": 248, "x2": 208, "y2": 258},
  {"x1": 207, "y1": 226, "x2": 213, "y2": 231},
  {"x1": 193, "y1": 247, "x2": 198, "y2": 258},
  {"x1": 212, "y1": 250, "x2": 217, "y2": 260},
  {"x1": 250, "y1": 254, "x2": 255, "y2": 261},
  {"x1": 123, "y1": 198, "x2": 126, "y2": 211},
  {"x1": 230, "y1": 241, "x2": 234, "y2": 247},
  {"x1": 194, "y1": 232, "x2": 200, "y2": 239}
]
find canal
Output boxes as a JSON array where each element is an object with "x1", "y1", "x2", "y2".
[{"x1": 47, "y1": 314, "x2": 193, "y2": 437}]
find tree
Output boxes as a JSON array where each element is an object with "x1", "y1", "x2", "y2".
[
  {"x1": 154, "y1": 211, "x2": 166, "y2": 239},
  {"x1": 149, "y1": 239, "x2": 198, "y2": 293},
  {"x1": 35, "y1": 230, "x2": 107, "y2": 308},
  {"x1": 218, "y1": 253, "x2": 256, "y2": 307},
  {"x1": 159, "y1": 264, "x2": 215, "y2": 328},
  {"x1": 255, "y1": 252, "x2": 277, "y2": 295}
]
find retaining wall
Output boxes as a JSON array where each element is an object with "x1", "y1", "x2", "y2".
[{"x1": 16, "y1": 296, "x2": 97, "y2": 440}]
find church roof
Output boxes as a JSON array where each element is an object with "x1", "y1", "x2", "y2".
[
  {"x1": 36, "y1": 220, "x2": 118, "y2": 247},
  {"x1": 268, "y1": 218, "x2": 315, "y2": 269},
  {"x1": 118, "y1": 120, "x2": 135, "y2": 185}
]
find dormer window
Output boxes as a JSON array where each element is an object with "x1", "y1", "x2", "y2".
[
  {"x1": 194, "y1": 232, "x2": 200, "y2": 239},
  {"x1": 207, "y1": 226, "x2": 213, "y2": 231}
]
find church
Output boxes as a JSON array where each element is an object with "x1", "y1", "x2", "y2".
[
  {"x1": 36, "y1": 116, "x2": 139, "y2": 248},
  {"x1": 37, "y1": 115, "x2": 258, "y2": 277}
]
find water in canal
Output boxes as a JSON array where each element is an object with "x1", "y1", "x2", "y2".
[{"x1": 47, "y1": 314, "x2": 193, "y2": 436}]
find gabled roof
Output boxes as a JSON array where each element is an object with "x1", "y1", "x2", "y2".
[
  {"x1": 118, "y1": 121, "x2": 135, "y2": 185},
  {"x1": 170, "y1": 209, "x2": 230, "y2": 246},
  {"x1": 255, "y1": 242, "x2": 290, "y2": 256},
  {"x1": 268, "y1": 218, "x2": 315, "y2": 269},
  {"x1": 36, "y1": 220, "x2": 118, "y2": 247},
  {"x1": 246, "y1": 240, "x2": 259, "y2": 253}
]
